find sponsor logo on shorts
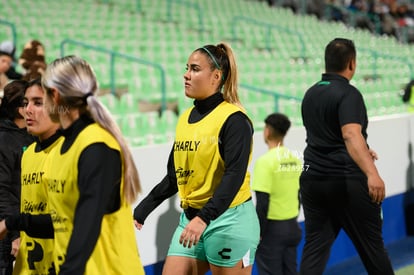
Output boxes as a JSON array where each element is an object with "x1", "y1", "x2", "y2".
[{"x1": 218, "y1": 248, "x2": 232, "y2": 260}]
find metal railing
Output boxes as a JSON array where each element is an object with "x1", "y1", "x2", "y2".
[
  {"x1": 230, "y1": 16, "x2": 306, "y2": 58},
  {"x1": 240, "y1": 83, "x2": 302, "y2": 112},
  {"x1": 60, "y1": 39, "x2": 168, "y2": 111}
]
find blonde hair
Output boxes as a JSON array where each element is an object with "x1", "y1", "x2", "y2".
[
  {"x1": 42, "y1": 55, "x2": 141, "y2": 203},
  {"x1": 196, "y1": 42, "x2": 243, "y2": 108}
]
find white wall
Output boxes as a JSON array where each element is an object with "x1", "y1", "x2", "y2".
[{"x1": 132, "y1": 113, "x2": 413, "y2": 266}]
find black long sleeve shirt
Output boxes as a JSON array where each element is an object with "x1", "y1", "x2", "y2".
[
  {"x1": 255, "y1": 191, "x2": 270, "y2": 236},
  {"x1": 0, "y1": 119, "x2": 35, "y2": 243},
  {"x1": 134, "y1": 92, "x2": 253, "y2": 225}
]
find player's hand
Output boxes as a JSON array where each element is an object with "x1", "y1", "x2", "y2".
[
  {"x1": 0, "y1": 220, "x2": 7, "y2": 240},
  {"x1": 368, "y1": 149, "x2": 378, "y2": 161},
  {"x1": 367, "y1": 174, "x2": 385, "y2": 204},
  {"x1": 11, "y1": 238, "x2": 20, "y2": 257},
  {"x1": 179, "y1": 216, "x2": 206, "y2": 249},
  {"x1": 134, "y1": 220, "x2": 143, "y2": 230}
]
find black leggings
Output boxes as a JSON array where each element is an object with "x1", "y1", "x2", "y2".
[
  {"x1": 255, "y1": 218, "x2": 302, "y2": 275},
  {"x1": 299, "y1": 177, "x2": 394, "y2": 275}
]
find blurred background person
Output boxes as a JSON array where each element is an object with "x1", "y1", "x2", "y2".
[
  {"x1": 252, "y1": 113, "x2": 302, "y2": 275},
  {"x1": 0, "y1": 41, "x2": 22, "y2": 81},
  {"x1": 0, "y1": 51, "x2": 13, "y2": 97},
  {"x1": 0, "y1": 79, "x2": 34, "y2": 275}
]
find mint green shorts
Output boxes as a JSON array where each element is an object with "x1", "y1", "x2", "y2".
[{"x1": 167, "y1": 200, "x2": 260, "y2": 267}]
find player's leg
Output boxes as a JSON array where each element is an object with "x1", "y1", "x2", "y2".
[
  {"x1": 342, "y1": 178, "x2": 394, "y2": 275},
  {"x1": 282, "y1": 219, "x2": 302, "y2": 275},
  {"x1": 255, "y1": 223, "x2": 284, "y2": 275},
  {"x1": 204, "y1": 200, "x2": 260, "y2": 275},
  {"x1": 299, "y1": 178, "x2": 341, "y2": 275},
  {"x1": 163, "y1": 213, "x2": 210, "y2": 275},
  {"x1": 209, "y1": 259, "x2": 253, "y2": 275},
  {"x1": 162, "y1": 256, "x2": 209, "y2": 275}
]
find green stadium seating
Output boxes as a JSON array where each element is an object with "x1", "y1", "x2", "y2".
[{"x1": 1, "y1": 0, "x2": 413, "y2": 146}]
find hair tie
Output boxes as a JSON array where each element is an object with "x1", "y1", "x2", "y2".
[
  {"x1": 84, "y1": 92, "x2": 93, "y2": 99},
  {"x1": 83, "y1": 92, "x2": 93, "y2": 104}
]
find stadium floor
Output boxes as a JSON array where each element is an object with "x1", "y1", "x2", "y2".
[
  {"x1": 147, "y1": 237, "x2": 414, "y2": 274},
  {"x1": 324, "y1": 236, "x2": 414, "y2": 275}
]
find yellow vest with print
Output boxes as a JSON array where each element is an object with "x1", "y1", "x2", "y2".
[
  {"x1": 13, "y1": 137, "x2": 63, "y2": 275},
  {"x1": 174, "y1": 101, "x2": 252, "y2": 210},
  {"x1": 408, "y1": 85, "x2": 414, "y2": 113},
  {"x1": 44, "y1": 123, "x2": 144, "y2": 275}
]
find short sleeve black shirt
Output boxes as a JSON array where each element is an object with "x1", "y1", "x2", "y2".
[{"x1": 301, "y1": 73, "x2": 368, "y2": 177}]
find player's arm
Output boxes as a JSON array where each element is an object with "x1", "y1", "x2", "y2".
[
  {"x1": 0, "y1": 213, "x2": 54, "y2": 239},
  {"x1": 255, "y1": 191, "x2": 269, "y2": 237},
  {"x1": 197, "y1": 112, "x2": 253, "y2": 224},
  {"x1": 252, "y1": 157, "x2": 271, "y2": 237},
  {"x1": 133, "y1": 147, "x2": 178, "y2": 227},
  {"x1": 342, "y1": 123, "x2": 385, "y2": 203}
]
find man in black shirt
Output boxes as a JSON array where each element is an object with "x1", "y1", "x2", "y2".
[{"x1": 299, "y1": 38, "x2": 394, "y2": 275}]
